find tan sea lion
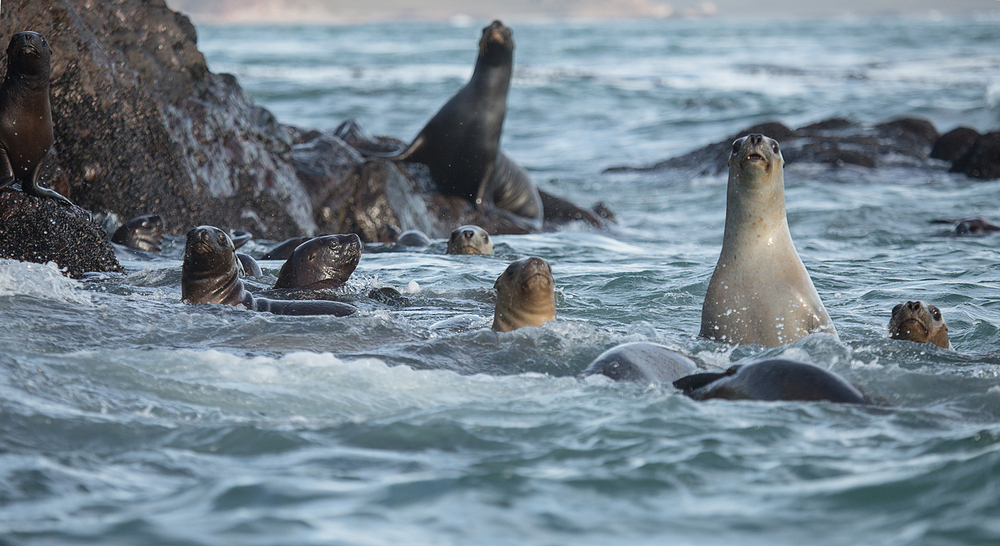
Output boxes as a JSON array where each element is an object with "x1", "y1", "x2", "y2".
[
  {"x1": 700, "y1": 134, "x2": 835, "y2": 347},
  {"x1": 888, "y1": 300, "x2": 951, "y2": 349},
  {"x1": 492, "y1": 257, "x2": 556, "y2": 332},
  {"x1": 447, "y1": 225, "x2": 494, "y2": 255}
]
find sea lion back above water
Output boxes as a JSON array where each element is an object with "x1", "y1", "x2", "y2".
[
  {"x1": 0, "y1": 31, "x2": 71, "y2": 205},
  {"x1": 700, "y1": 134, "x2": 835, "y2": 347},
  {"x1": 889, "y1": 300, "x2": 951, "y2": 349},
  {"x1": 673, "y1": 359, "x2": 869, "y2": 404}
]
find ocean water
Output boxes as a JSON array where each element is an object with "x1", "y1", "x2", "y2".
[{"x1": 3, "y1": 15, "x2": 1000, "y2": 545}]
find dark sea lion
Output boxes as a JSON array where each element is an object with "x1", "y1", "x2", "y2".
[
  {"x1": 358, "y1": 21, "x2": 543, "y2": 228},
  {"x1": 701, "y1": 134, "x2": 835, "y2": 347},
  {"x1": 954, "y1": 217, "x2": 1000, "y2": 236},
  {"x1": 229, "y1": 230, "x2": 252, "y2": 249},
  {"x1": 673, "y1": 359, "x2": 869, "y2": 404},
  {"x1": 492, "y1": 256, "x2": 556, "y2": 332},
  {"x1": 581, "y1": 342, "x2": 699, "y2": 383},
  {"x1": 261, "y1": 236, "x2": 312, "y2": 261},
  {"x1": 395, "y1": 230, "x2": 432, "y2": 247},
  {"x1": 888, "y1": 300, "x2": 951, "y2": 349},
  {"x1": 0, "y1": 31, "x2": 71, "y2": 205},
  {"x1": 273, "y1": 234, "x2": 362, "y2": 290},
  {"x1": 237, "y1": 253, "x2": 262, "y2": 277},
  {"x1": 447, "y1": 225, "x2": 494, "y2": 255},
  {"x1": 110, "y1": 214, "x2": 164, "y2": 252},
  {"x1": 182, "y1": 226, "x2": 356, "y2": 316}
]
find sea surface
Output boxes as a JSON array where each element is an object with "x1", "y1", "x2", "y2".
[{"x1": 3, "y1": 14, "x2": 1000, "y2": 545}]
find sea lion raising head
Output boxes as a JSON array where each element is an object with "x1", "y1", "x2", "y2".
[
  {"x1": 492, "y1": 256, "x2": 556, "y2": 332},
  {"x1": 111, "y1": 214, "x2": 165, "y2": 252},
  {"x1": 273, "y1": 234, "x2": 362, "y2": 290},
  {"x1": 889, "y1": 300, "x2": 951, "y2": 349},
  {"x1": 700, "y1": 134, "x2": 835, "y2": 347}
]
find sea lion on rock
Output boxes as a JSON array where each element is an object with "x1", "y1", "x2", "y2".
[
  {"x1": 110, "y1": 214, "x2": 164, "y2": 252},
  {"x1": 447, "y1": 225, "x2": 494, "y2": 255},
  {"x1": 0, "y1": 32, "x2": 71, "y2": 205},
  {"x1": 673, "y1": 359, "x2": 869, "y2": 404},
  {"x1": 182, "y1": 226, "x2": 356, "y2": 316},
  {"x1": 492, "y1": 256, "x2": 556, "y2": 332},
  {"x1": 357, "y1": 21, "x2": 543, "y2": 229},
  {"x1": 888, "y1": 300, "x2": 951, "y2": 349},
  {"x1": 273, "y1": 234, "x2": 362, "y2": 290},
  {"x1": 700, "y1": 134, "x2": 835, "y2": 347},
  {"x1": 581, "y1": 342, "x2": 699, "y2": 383}
]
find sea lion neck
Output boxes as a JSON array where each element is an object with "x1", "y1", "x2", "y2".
[{"x1": 722, "y1": 137, "x2": 789, "y2": 254}]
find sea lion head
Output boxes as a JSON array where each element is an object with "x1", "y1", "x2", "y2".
[
  {"x1": 182, "y1": 225, "x2": 242, "y2": 304},
  {"x1": 954, "y1": 217, "x2": 1000, "y2": 236},
  {"x1": 6, "y1": 31, "x2": 51, "y2": 78},
  {"x1": 479, "y1": 20, "x2": 514, "y2": 66},
  {"x1": 889, "y1": 300, "x2": 951, "y2": 349},
  {"x1": 111, "y1": 214, "x2": 165, "y2": 252},
  {"x1": 729, "y1": 133, "x2": 784, "y2": 182},
  {"x1": 273, "y1": 234, "x2": 363, "y2": 289},
  {"x1": 492, "y1": 256, "x2": 556, "y2": 332},
  {"x1": 447, "y1": 225, "x2": 494, "y2": 255}
]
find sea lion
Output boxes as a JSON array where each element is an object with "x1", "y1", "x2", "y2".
[
  {"x1": 110, "y1": 214, "x2": 164, "y2": 252},
  {"x1": 237, "y1": 253, "x2": 262, "y2": 277},
  {"x1": 229, "y1": 230, "x2": 252, "y2": 249},
  {"x1": 492, "y1": 256, "x2": 556, "y2": 332},
  {"x1": 673, "y1": 359, "x2": 869, "y2": 404},
  {"x1": 0, "y1": 31, "x2": 71, "y2": 205},
  {"x1": 447, "y1": 225, "x2": 494, "y2": 255},
  {"x1": 261, "y1": 236, "x2": 312, "y2": 261},
  {"x1": 357, "y1": 21, "x2": 543, "y2": 228},
  {"x1": 273, "y1": 234, "x2": 362, "y2": 290},
  {"x1": 395, "y1": 230, "x2": 432, "y2": 247},
  {"x1": 888, "y1": 300, "x2": 951, "y2": 349},
  {"x1": 700, "y1": 134, "x2": 835, "y2": 347},
  {"x1": 182, "y1": 226, "x2": 356, "y2": 316},
  {"x1": 580, "y1": 342, "x2": 699, "y2": 383}
]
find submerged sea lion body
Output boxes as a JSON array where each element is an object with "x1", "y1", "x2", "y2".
[
  {"x1": 111, "y1": 214, "x2": 164, "y2": 252},
  {"x1": 261, "y1": 236, "x2": 312, "y2": 261},
  {"x1": 395, "y1": 230, "x2": 432, "y2": 248},
  {"x1": 182, "y1": 226, "x2": 356, "y2": 316},
  {"x1": 673, "y1": 359, "x2": 868, "y2": 404},
  {"x1": 888, "y1": 300, "x2": 951, "y2": 349},
  {"x1": 358, "y1": 21, "x2": 543, "y2": 228},
  {"x1": 492, "y1": 256, "x2": 556, "y2": 332},
  {"x1": 273, "y1": 234, "x2": 362, "y2": 290},
  {"x1": 581, "y1": 342, "x2": 699, "y2": 383},
  {"x1": 0, "y1": 32, "x2": 71, "y2": 205},
  {"x1": 700, "y1": 134, "x2": 835, "y2": 347},
  {"x1": 447, "y1": 225, "x2": 494, "y2": 255}
]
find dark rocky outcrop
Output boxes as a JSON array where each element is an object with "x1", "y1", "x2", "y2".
[
  {"x1": 950, "y1": 132, "x2": 1000, "y2": 180},
  {"x1": 931, "y1": 127, "x2": 980, "y2": 162},
  {"x1": 0, "y1": 193, "x2": 122, "y2": 278},
  {"x1": 605, "y1": 117, "x2": 945, "y2": 177}
]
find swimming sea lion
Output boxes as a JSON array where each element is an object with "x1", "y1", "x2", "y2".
[
  {"x1": 580, "y1": 342, "x2": 698, "y2": 383},
  {"x1": 395, "y1": 230, "x2": 432, "y2": 247},
  {"x1": 273, "y1": 234, "x2": 362, "y2": 289},
  {"x1": 237, "y1": 253, "x2": 262, "y2": 277},
  {"x1": 358, "y1": 21, "x2": 543, "y2": 228},
  {"x1": 110, "y1": 214, "x2": 164, "y2": 252},
  {"x1": 447, "y1": 225, "x2": 494, "y2": 255},
  {"x1": 492, "y1": 256, "x2": 556, "y2": 332},
  {"x1": 673, "y1": 359, "x2": 869, "y2": 404},
  {"x1": 229, "y1": 230, "x2": 253, "y2": 249},
  {"x1": 182, "y1": 226, "x2": 356, "y2": 316},
  {"x1": 261, "y1": 236, "x2": 312, "y2": 261},
  {"x1": 888, "y1": 300, "x2": 951, "y2": 349},
  {"x1": 0, "y1": 31, "x2": 71, "y2": 205},
  {"x1": 700, "y1": 134, "x2": 835, "y2": 347}
]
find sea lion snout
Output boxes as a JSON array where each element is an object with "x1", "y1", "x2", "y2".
[{"x1": 888, "y1": 300, "x2": 950, "y2": 349}]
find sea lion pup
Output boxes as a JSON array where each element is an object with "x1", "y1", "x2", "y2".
[
  {"x1": 111, "y1": 214, "x2": 164, "y2": 252},
  {"x1": 581, "y1": 342, "x2": 699, "y2": 383},
  {"x1": 700, "y1": 134, "x2": 835, "y2": 347},
  {"x1": 357, "y1": 21, "x2": 543, "y2": 228},
  {"x1": 447, "y1": 225, "x2": 494, "y2": 255},
  {"x1": 492, "y1": 257, "x2": 556, "y2": 332},
  {"x1": 888, "y1": 300, "x2": 951, "y2": 349},
  {"x1": 673, "y1": 359, "x2": 869, "y2": 404},
  {"x1": 273, "y1": 234, "x2": 362, "y2": 290},
  {"x1": 182, "y1": 226, "x2": 356, "y2": 317},
  {"x1": 0, "y1": 31, "x2": 71, "y2": 205}
]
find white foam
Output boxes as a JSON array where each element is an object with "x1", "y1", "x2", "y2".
[{"x1": 0, "y1": 260, "x2": 91, "y2": 305}]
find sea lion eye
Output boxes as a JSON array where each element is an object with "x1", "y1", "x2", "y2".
[
  {"x1": 771, "y1": 143, "x2": 779, "y2": 154},
  {"x1": 931, "y1": 307, "x2": 941, "y2": 321},
  {"x1": 731, "y1": 140, "x2": 741, "y2": 156}
]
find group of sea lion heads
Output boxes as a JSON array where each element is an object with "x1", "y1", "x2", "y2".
[{"x1": 3, "y1": 22, "x2": 956, "y2": 406}]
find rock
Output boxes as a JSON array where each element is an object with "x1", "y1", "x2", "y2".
[
  {"x1": 951, "y1": 132, "x2": 1000, "y2": 180},
  {"x1": 0, "y1": 192, "x2": 123, "y2": 278},
  {"x1": 931, "y1": 127, "x2": 981, "y2": 162},
  {"x1": 4, "y1": 0, "x2": 314, "y2": 239}
]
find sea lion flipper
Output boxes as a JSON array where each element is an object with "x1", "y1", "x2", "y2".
[
  {"x1": 359, "y1": 134, "x2": 426, "y2": 162},
  {"x1": 672, "y1": 372, "x2": 728, "y2": 393},
  {"x1": 22, "y1": 163, "x2": 73, "y2": 206}
]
